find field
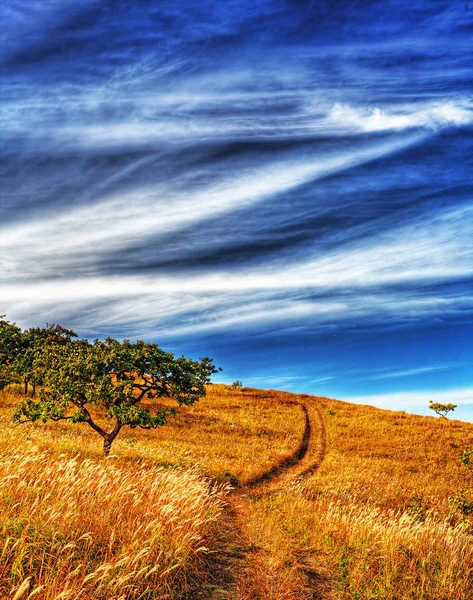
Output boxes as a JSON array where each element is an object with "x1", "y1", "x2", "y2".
[{"x1": 1, "y1": 384, "x2": 472, "y2": 599}]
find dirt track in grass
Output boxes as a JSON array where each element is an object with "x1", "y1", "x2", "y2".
[
  {"x1": 242, "y1": 397, "x2": 327, "y2": 496},
  {"x1": 205, "y1": 393, "x2": 332, "y2": 600}
]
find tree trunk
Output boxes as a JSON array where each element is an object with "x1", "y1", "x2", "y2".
[
  {"x1": 31, "y1": 382, "x2": 36, "y2": 397},
  {"x1": 24, "y1": 380, "x2": 28, "y2": 395},
  {"x1": 102, "y1": 424, "x2": 122, "y2": 457},
  {"x1": 103, "y1": 436, "x2": 113, "y2": 456}
]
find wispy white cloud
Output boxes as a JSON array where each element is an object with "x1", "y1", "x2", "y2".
[
  {"x1": 61, "y1": 100, "x2": 473, "y2": 145},
  {"x1": 0, "y1": 131, "x2": 429, "y2": 280},
  {"x1": 4, "y1": 100, "x2": 471, "y2": 155},
  {"x1": 310, "y1": 376, "x2": 337, "y2": 384},
  {"x1": 1, "y1": 202, "x2": 472, "y2": 337},
  {"x1": 242, "y1": 374, "x2": 312, "y2": 385},
  {"x1": 366, "y1": 364, "x2": 454, "y2": 380},
  {"x1": 328, "y1": 101, "x2": 473, "y2": 132},
  {"x1": 1, "y1": 0, "x2": 471, "y2": 425}
]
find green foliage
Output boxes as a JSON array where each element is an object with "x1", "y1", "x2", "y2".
[
  {"x1": 428, "y1": 400, "x2": 457, "y2": 418},
  {"x1": 459, "y1": 445, "x2": 473, "y2": 474},
  {"x1": 225, "y1": 380, "x2": 242, "y2": 391},
  {"x1": 222, "y1": 470, "x2": 239, "y2": 486},
  {"x1": 405, "y1": 492, "x2": 430, "y2": 523},
  {"x1": 0, "y1": 316, "x2": 23, "y2": 389},
  {"x1": 14, "y1": 324, "x2": 77, "y2": 395},
  {"x1": 10, "y1": 319, "x2": 220, "y2": 455},
  {"x1": 449, "y1": 445, "x2": 473, "y2": 534},
  {"x1": 0, "y1": 317, "x2": 77, "y2": 394}
]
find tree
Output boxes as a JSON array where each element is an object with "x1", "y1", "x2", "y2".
[
  {"x1": 13, "y1": 324, "x2": 77, "y2": 396},
  {"x1": 0, "y1": 316, "x2": 23, "y2": 390},
  {"x1": 428, "y1": 400, "x2": 457, "y2": 418},
  {"x1": 14, "y1": 336, "x2": 219, "y2": 456},
  {"x1": 225, "y1": 380, "x2": 242, "y2": 391},
  {"x1": 1, "y1": 318, "x2": 77, "y2": 394}
]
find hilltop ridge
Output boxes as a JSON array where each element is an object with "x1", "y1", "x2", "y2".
[{"x1": 1, "y1": 384, "x2": 472, "y2": 599}]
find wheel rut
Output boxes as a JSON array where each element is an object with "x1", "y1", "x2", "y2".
[
  {"x1": 243, "y1": 402, "x2": 312, "y2": 490},
  {"x1": 239, "y1": 397, "x2": 327, "y2": 497},
  {"x1": 203, "y1": 394, "x2": 331, "y2": 599}
]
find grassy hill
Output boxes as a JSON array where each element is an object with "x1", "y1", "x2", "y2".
[{"x1": 1, "y1": 384, "x2": 472, "y2": 599}]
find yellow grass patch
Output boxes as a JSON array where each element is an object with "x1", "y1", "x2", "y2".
[
  {"x1": 0, "y1": 449, "x2": 227, "y2": 599},
  {"x1": 1, "y1": 384, "x2": 472, "y2": 599}
]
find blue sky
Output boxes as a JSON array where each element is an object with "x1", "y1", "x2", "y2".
[{"x1": 1, "y1": 1, "x2": 472, "y2": 420}]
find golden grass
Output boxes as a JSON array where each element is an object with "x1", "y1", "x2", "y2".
[
  {"x1": 239, "y1": 397, "x2": 473, "y2": 599},
  {"x1": 0, "y1": 385, "x2": 303, "y2": 485},
  {"x1": 312, "y1": 398, "x2": 472, "y2": 511},
  {"x1": 252, "y1": 486, "x2": 473, "y2": 600},
  {"x1": 1, "y1": 384, "x2": 473, "y2": 599},
  {"x1": 0, "y1": 449, "x2": 228, "y2": 599}
]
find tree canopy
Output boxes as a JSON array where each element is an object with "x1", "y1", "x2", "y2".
[
  {"x1": 428, "y1": 400, "x2": 457, "y2": 418},
  {"x1": 2, "y1": 318, "x2": 219, "y2": 455},
  {"x1": 1, "y1": 316, "x2": 77, "y2": 394},
  {"x1": 0, "y1": 316, "x2": 23, "y2": 389},
  {"x1": 15, "y1": 323, "x2": 77, "y2": 395}
]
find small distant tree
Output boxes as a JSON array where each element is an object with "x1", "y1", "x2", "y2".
[
  {"x1": 428, "y1": 400, "x2": 457, "y2": 418},
  {"x1": 225, "y1": 380, "x2": 242, "y2": 391},
  {"x1": 14, "y1": 337, "x2": 219, "y2": 456}
]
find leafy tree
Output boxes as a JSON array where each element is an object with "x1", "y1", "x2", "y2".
[
  {"x1": 1, "y1": 318, "x2": 77, "y2": 395},
  {"x1": 428, "y1": 400, "x2": 457, "y2": 418},
  {"x1": 0, "y1": 316, "x2": 23, "y2": 390},
  {"x1": 14, "y1": 337, "x2": 219, "y2": 455},
  {"x1": 13, "y1": 324, "x2": 77, "y2": 396}
]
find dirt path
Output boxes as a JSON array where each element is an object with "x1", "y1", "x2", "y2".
[
  {"x1": 204, "y1": 395, "x2": 332, "y2": 599},
  {"x1": 242, "y1": 398, "x2": 327, "y2": 497}
]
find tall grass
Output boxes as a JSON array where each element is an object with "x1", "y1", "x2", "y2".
[
  {"x1": 1, "y1": 385, "x2": 472, "y2": 598},
  {"x1": 0, "y1": 450, "x2": 228, "y2": 599},
  {"x1": 239, "y1": 397, "x2": 473, "y2": 599},
  {"x1": 258, "y1": 487, "x2": 473, "y2": 599},
  {"x1": 0, "y1": 385, "x2": 304, "y2": 484}
]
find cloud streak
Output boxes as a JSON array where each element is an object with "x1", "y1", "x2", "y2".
[
  {"x1": 0, "y1": 129, "x2": 432, "y2": 279},
  {"x1": 365, "y1": 364, "x2": 455, "y2": 380},
  {"x1": 1, "y1": 0, "x2": 472, "y2": 419},
  {"x1": 328, "y1": 101, "x2": 473, "y2": 133}
]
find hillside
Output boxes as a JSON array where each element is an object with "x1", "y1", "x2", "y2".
[{"x1": 1, "y1": 384, "x2": 472, "y2": 599}]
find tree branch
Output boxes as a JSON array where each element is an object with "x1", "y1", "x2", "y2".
[
  {"x1": 132, "y1": 389, "x2": 149, "y2": 404},
  {"x1": 81, "y1": 406, "x2": 107, "y2": 438}
]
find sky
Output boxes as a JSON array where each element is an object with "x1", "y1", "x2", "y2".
[{"x1": 1, "y1": 0, "x2": 472, "y2": 421}]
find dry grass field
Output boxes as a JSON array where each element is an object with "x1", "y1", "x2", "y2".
[{"x1": 1, "y1": 384, "x2": 472, "y2": 599}]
